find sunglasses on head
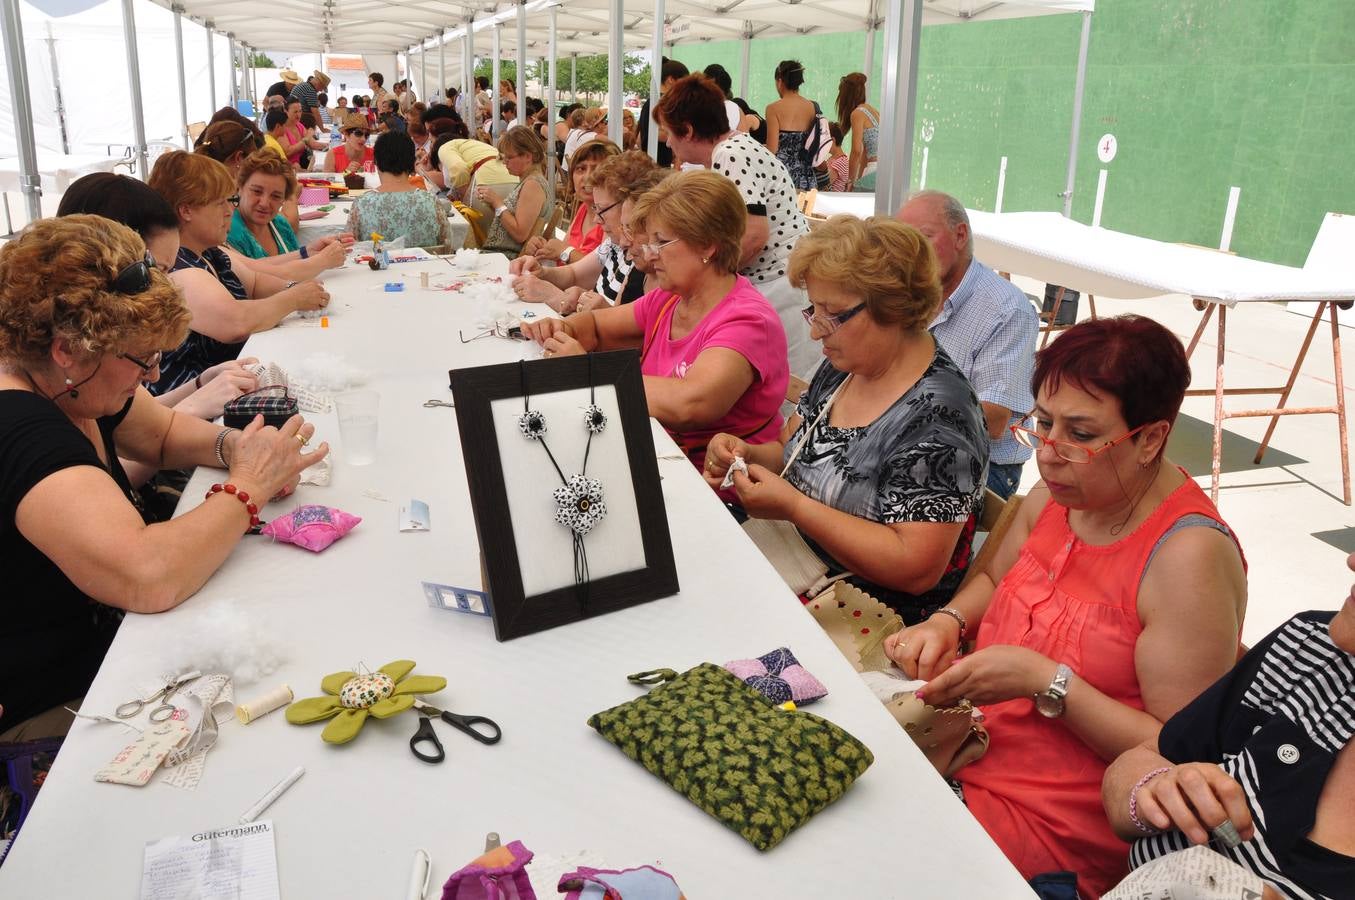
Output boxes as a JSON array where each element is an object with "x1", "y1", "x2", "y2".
[{"x1": 110, "y1": 251, "x2": 156, "y2": 295}]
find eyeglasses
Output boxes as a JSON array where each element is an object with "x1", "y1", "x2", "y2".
[
  {"x1": 594, "y1": 198, "x2": 622, "y2": 219},
  {"x1": 801, "y1": 301, "x2": 867, "y2": 335},
  {"x1": 110, "y1": 251, "x2": 156, "y2": 294},
  {"x1": 637, "y1": 237, "x2": 680, "y2": 258},
  {"x1": 222, "y1": 194, "x2": 241, "y2": 208},
  {"x1": 118, "y1": 349, "x2": 163, "y2": 374},
  {"x1": 1010, "y1": 422, "x2": 1148, "y2": 464},
  {"x1": 346, "y1": 130, "x2": 369, "y2": 138}
]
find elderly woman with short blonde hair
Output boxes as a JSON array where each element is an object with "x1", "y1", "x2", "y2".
[
  {"x1": 705, "y1": 215, "x2": 990, "y2": 617},
  {"x1": 0, "y1": 216, "x2": 327, "y2": 740},
  {"x1": 522, "y1": 170, "x2": 789, "y2": 474}
]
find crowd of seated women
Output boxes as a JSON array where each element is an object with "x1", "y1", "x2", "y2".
[{"x1": 0, "y1": 72, "x2": 1349, "y2": 900}]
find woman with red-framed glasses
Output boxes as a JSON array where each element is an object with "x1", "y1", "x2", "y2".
[{"x1": 884, "y1": 314, "x2": 1248, "y2": 898}]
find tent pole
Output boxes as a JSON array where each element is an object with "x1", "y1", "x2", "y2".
[
  {"x1": 1, "y1": 0, "x2": 41, "y2": 227},
  {"x1": 228, "y1": 37, "x2": 238, "y2": 107},
  {"x1": 439, "y1": 30, "x2": 446, "y2": 102},
  {"x1": 492, "y1": 24, "x2": 502, "y2": 140},
  {"x1": 547, "y1": 3, "x2": 557, "y2": 209},
  {"x1": 648, "y1": 0, "x2": 665, "y2": 162},
  {"x1": 44, "y1": 22, "x2": 69, "y2": 155},
  {"x1": 205, "y1": 22, "x2": 215, "y2": 110},
  {"x1": 172, "y1": 5, "x2": 189, "y2": 149},
  {"x1": 875, "y1": 0, "x2": 921, "y2": 217},
  {"x1": 515, "y1": 2, "x2": 527, "y2": 127},
  {"x1": 121, "y1": 0, "x2": 150, "y2": 180},
  {"x1": 1061, "y1": 10, "x2": 1092, "y2": 218},
  {"x1": 739, "y1": 21, "x2": 750, "y2": 99},
  {"x1": 863, "y1": 0, "x2": 877, "y2": 85},
  {"x1": 570, "y1": 52, "x2": 576, "y2": 103},
  {"x1": 465, "y1": 22, "x2": 476, "y2": 138},
  {"x1": 607, "y1": 0, "x2": 622, "y2": 145}
]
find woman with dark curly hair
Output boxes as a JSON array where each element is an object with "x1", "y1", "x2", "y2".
[{"x1": 0, "y1": 216, "x2": 327, "y2": 741}]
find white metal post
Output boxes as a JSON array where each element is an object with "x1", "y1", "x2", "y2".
[
  {"x1": 492, "y1": 24, "x2": 502, "y2": 139},
  {"x1": 228, "y1": 37, "x2": 238, "y2": 107},
  {"x1": 465, "y1": 20, "x2": 476, "y2": 138},
  {"x1": 863, "y1": 0, "x2": 878, "y2": 85},
  {"x1": 1219, "y1": 186, "x2": 1241, "y2": 251},
  {"x1": 607, "y1": 0, "x2": 622, "y2": 145},
  {"x1": 995, "y1": 156, "x2": 1008, "y2": 213},
  {"x1": 0, "y1": 0, "x2": 41, "y2": 226},
  {"x1": 516, "y1": 3, "x2": 527, "y2": 127},
  {"x1": 739, "y1": 22, "x2": 750, "y2": 99},
  {"x1": 172, "y1": 5, "x2": 189, "y2": 148},
  {"x1": 1061, "y1": 10, "x2": 1093, "y2": 218},
  {"x1": 874, "y1": 0, "x2": 922, "y2": 216},
  {"x1": 121, "y1": 0, "x2": 150, "y2": 179},
  {"x1": 648, "y1": 0, "x2": 664, "y2": 162},
  {"x1": 439, "y1": 30, "x2": 446, "y2": 102},
  {"x1": 547, "y1": 4, "x2": 557, "y2": 207},
  {"x1": 44, "y1": 21, "x2": 69, "y2": 155},
  {"x1": 205, "y1": 22, "x2": 216, "y2": 110},
  {"x1": 570, "y1": 52, "x2": 577, "y2": 103}
]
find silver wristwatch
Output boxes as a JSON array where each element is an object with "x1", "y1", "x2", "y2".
[{"x1": 1034, "y1": 663, "x2": 1073, "y2": 719}]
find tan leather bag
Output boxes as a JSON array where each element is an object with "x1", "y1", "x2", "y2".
[{"x1": 806, "y1": 583, "x2": 989, "y2": 777}]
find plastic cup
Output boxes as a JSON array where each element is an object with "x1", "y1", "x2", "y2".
[{"x1": 335, "y1": 390, "x2": 379, "y2": 466}]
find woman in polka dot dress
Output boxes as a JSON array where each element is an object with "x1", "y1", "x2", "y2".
[{"x1": 654, "y1": 74, "x2": 818, "y2": 380}]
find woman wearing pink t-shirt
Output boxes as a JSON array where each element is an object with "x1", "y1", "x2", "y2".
[{"x1": 521, "y1": 170, "x2": 789, "y2": 474}]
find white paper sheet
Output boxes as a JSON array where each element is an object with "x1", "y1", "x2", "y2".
[
  {"x1": 1103, "y1": 845, "x2": 1265, "y2": 900},
  {"x1": 140, "y1": 820, "x2": 280, "y2": 900}
]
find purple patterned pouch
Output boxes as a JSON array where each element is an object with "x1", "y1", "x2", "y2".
[{"x1": 723, "y1": 647, "x2": 827, "y2": 705}]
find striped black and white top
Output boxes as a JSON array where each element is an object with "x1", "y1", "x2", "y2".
[
  {"x1": 594, "y1": 238, "x2": 644, "y2": 306},
  {"x1": 1131, "y1": 612, "x2": 1355, "y2": 899}
]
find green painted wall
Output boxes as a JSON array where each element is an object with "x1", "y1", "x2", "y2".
[{"x1": 672, "y1": 0, "x2": 1355, "y2": 266}]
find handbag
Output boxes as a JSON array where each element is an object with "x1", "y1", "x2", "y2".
[
  {"x1": 805, "y1": 583, "x2": 990, "y2": 777},
  {"x1": 741, "y1": 375, "x2": 853, "y2": 597},
  {"x1": 222, "y1": 384, "x2": 299, "y2": 429},
  {"x1": 588, "y1": 663, "x2": 873, "y2": 851}
]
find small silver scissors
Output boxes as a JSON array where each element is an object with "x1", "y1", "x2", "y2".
[
  {"x1": 423, "y1": 398, "x2": 455, "y2": 408},
  {"x1": 116, "y1": 671, "x2": 201, "y2": 722}
]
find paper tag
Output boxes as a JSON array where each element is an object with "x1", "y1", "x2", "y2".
[
  {"x1": 141, "y1": 820, "x2": 280, "y2": 900},
  {"x1": 400, "y1": 499, "x2": 430, "y2": 532},
  {"x1": 720, "y1": 455, "x2": 749, "y2": 490},
  {"x1": 95, "y1": 720, "x2": 192, "y2": 787},
  {"x1": 422, "y1": 582, "x2": 492, "y2": 617}
]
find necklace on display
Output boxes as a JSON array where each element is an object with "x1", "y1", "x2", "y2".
[{"x1": 518, "y1": 357, "x2": 608, "y2": 607}]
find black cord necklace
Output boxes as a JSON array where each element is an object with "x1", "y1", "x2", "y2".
[{"x1": 518, "y1": 357, "x2": 608, "y2": 605}]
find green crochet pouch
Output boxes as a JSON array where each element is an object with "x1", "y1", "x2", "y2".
[{"x1": 587, "y1": 663, "x2": 874, "y2": 851}]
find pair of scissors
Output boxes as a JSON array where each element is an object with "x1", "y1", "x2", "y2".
[
  {"x1": 115, "y1": 671, "x2": 201, "y2": 722},
  {"x1": 423, "y1": 399, "x2": 455, "y2": 408},
  {"x1": 408, "y1": 698, "x2": 502, "y2": 763}
]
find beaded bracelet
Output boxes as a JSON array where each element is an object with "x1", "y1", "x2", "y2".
[
  {"x1": 1128, "y1": 766, "x2": 1172, "y2": 834},
  {"x1": 213, "y1": 427, "x2": 235, "y2": 470},
  {"x1": 205, "y1": 483, "x2": 261, "y2": 529},
  {"x1": 932, "y1": 606, "x2": 968, "y2": 637}
]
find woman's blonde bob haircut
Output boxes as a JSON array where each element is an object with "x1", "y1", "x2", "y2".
[
  {"x1": 0, "y1": 215, "x2": 189, "y2": 367},
  {"x1": 495, "y1": 124, "x2": 545, "y2": 165},
  {"x1": 148, "y1": 149, "x2": 236, "y2": 216},
  {"x1": 788, "y1": 215, "x2": 942, "y2": 333},
  {"x1": 628, "y1": 170, "x2": 745, "y2": 275},
  {"x1": 236, "y1": 149, "x2": 298, "y2": 198}
]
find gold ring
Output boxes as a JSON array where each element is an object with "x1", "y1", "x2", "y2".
[{"x1": 295, "y1": 433, "x2": 309, "y2": 446}]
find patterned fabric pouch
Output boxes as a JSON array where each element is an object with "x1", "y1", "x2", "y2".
[
  {"x1": 587, "y1": 664, "x2": 873, "y2": 851},
  {"x1": 222, "y1": 385, "x2": 298, "y2": 429}
]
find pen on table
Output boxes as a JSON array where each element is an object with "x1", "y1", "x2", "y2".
[
  {"x1": 238, "y1": 766, "x2": 305, "y2": 824},
  {"x1": 405, "y1": 848, "x2": 432, "y2": 900}
]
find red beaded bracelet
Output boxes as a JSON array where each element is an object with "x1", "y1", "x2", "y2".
[{"x1": 205, "y1": 483, "x2": 261, "y2": 528}]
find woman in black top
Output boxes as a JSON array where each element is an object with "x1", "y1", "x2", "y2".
[
  {"x1": 1103, "y1": 555, "x2": 1355, "y2": 899},
  {"x1": 0, "y1": 216, "x2": 328, "y2": 741}
]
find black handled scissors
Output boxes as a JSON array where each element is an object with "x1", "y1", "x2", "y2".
[{"x1": 408, "y1": 698, "x2": 502, "y2": 763}]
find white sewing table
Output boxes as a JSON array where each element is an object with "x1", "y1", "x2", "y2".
[
  {"x1": 0, "y1": 253, "x2": 1032, "y2": 898},
  {"x1": 811, "y1": 193, "x2": 1355, "y2": 506}
]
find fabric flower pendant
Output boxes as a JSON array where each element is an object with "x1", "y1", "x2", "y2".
[
  {"x1": 518, "y1": 409, "x2": 547, "y2": 440},
  {"x1": 553, "y1": 474, "x2": 606, "y2": 535},
  {"x1": 583, "y1": 404, "x2": 607, "y2": 434}
]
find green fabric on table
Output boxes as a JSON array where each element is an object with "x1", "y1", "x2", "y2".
[
  {"x1": 587, "y1": 663, "x2": 873, "y2": 851},
  {"x1": 227, "y1": 210, "x2": 300, "y2": 258}
]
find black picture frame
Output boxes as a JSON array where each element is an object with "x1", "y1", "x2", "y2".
[{"x1": 449, "y1": 350, "x2": 679, "y2": 640}]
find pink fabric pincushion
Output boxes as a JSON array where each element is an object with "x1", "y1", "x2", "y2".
[
  {"x1": 259, "y1": 504, "x2": 361, "y2": 552},
  {"x1": 298, "y1": 186, "x2": 329, "y2": 206},
  {"x1": 724, "y1": 647, "x2": 827, "y2": 706}
]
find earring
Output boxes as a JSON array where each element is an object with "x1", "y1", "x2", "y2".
[
  {"x1": 65, "y1": 377, "x2": 79, "y2": 400},
  {"x1": 701, "y1": 256, "x2": 709, "y2": 264}
]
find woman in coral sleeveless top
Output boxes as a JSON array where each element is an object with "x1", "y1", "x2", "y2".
[{"x1": 886, "y1": 315, "x2": 1248, "y2": 899}]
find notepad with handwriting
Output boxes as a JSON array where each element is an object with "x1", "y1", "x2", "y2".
[{"x1": 140, "y1": 819, "x2": 280, "y2": 900}]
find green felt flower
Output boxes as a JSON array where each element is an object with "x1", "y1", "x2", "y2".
[{"x1": 285, "y1": 659, "x2": 447, "y2": 744}]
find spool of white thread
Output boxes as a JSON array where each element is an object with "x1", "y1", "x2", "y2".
[{"x1": 235, "y1": 684, "x2": 294, "y2": 724}]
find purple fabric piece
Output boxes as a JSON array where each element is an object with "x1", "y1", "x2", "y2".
[
  {"x1": 441, "y1": 840, "x2": 537, "y2": 900},
  {"x1": 722, "y1": 647, "x2": 827, "y2": 705},
  {"x1": 558, "y1": 864, "x2": 683, "y2": 900}
]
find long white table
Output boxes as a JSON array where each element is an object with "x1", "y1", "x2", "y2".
[
  {"x1": 0, "y1": 252, "x2": 1032, "y2": 897},
  {"x1": 811, "y1": 193, "x2": 1355, "y2": 506}
]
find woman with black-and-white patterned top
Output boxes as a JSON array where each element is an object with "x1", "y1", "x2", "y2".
[
  {"x1": 654, "y1": 73, "x2": 817, "y2": 380},
  {"x1": 1103, "y1": 557, "x2": 1355, "y2": 900}
]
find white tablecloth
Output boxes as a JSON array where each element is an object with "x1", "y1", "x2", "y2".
[
  {"x1": 811, "y1": 193, "x2": 1355, "y2": 307},
  {"x1": 0, "y1": 252, "x2": 1031, "y2": 898},
  {"x1": 0, "y1": 153, "x2": 125, "y2": 194}
]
